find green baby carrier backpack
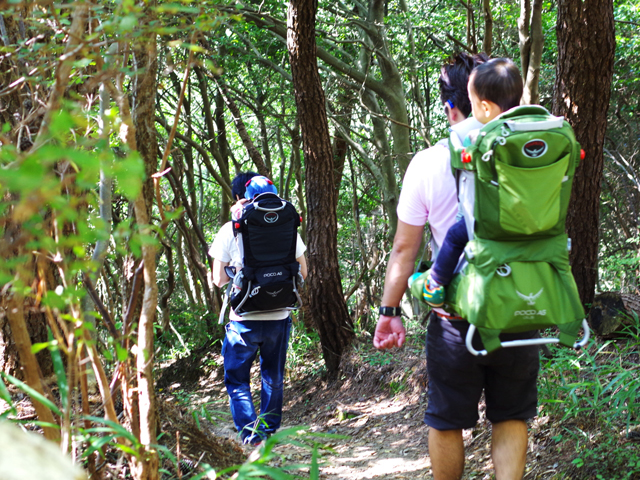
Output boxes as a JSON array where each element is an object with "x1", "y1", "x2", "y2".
[{"x1": 441, "y1": 105, "x2": 589, "y2": 355}]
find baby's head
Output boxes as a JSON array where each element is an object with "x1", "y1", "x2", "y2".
[{"x1": 468, "y1": 58, "x2": 523, "y2": 124}]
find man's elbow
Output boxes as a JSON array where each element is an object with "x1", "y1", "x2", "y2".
[
  {"x1": 213, "y1": 277, "x2": 228, "y2": 289},
  {"x1": 212, "y1": 260, "x2": 230, "y2": 287}
]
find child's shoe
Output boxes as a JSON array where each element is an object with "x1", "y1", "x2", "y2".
[
  {"x1": 423, "y1": 275, "x2": 445, "y2": 307},
  {"x1": 408, "y1": 272, "x2": 429, "y2": 300}
]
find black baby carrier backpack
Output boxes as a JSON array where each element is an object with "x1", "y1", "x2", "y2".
[{"x1": 227, "y1": 192, "x2": 303, "y2": 316}]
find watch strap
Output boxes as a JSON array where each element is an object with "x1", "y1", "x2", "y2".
[{"x1": 379, "y1": 306, "x2": 402, "y2": 317}]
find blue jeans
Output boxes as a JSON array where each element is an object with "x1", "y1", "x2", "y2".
[{"x1": 222, "y1": 318, "x2": 292, "y2": 441}]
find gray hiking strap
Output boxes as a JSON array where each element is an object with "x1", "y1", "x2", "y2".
[{"x1": 219, "y1": 281, "x2": 232, "y2": 325}]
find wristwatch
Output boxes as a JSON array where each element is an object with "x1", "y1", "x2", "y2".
[{"x1": 379, "y1": 306, "x2": 402, "y2": 317}]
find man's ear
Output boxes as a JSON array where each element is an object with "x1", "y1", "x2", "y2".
[{"x1": 447, "y1": 106, "x2": 465, "y2": 125}]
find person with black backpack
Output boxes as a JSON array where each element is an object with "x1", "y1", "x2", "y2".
[{"x1": 209, "y1": 173, "x2": 307, "y2": 446}]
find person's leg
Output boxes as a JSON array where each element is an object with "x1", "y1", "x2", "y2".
[
  {"x1": 257, "y1": 317, "x2": 291, "y2": 435},
  {"x1": 484, "y1": 336, "x2": 539, "y2": 479},
  {"x1": 429, "y1": 427, "x2": 465, "y2": 480},
  {"x1": 491, "y1": 419, "x2": 528, "y2": 480},
  {"x1": 430, "y1": 218, "x2": 468, "y2": 285},
  {"x1": 223, "y1": 321, "x2": 260, "y2": 440},
  {"x1": 424, "y1": 315, "x2": 484, "y2": 429},
  {"x1": 424, "y1": 315, "x2": 484, "y2": 479}
]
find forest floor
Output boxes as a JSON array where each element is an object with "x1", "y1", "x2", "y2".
[
  {"x1": 3, "y1": 328, "x2": 638, "y2": 479},
  {"x1": 156, "y1": 330, "x2": 629, "y2": 480}
]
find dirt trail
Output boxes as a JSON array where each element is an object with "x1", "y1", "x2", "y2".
[{"x1": 183, "y1": 343, "x2": 536, "y2": 480}]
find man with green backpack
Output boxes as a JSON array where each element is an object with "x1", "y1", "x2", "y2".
[
  {"x1": 374, "y1": 54, "x2": 565, "y2": 480},
  {"x1": 416, "y1": 58, "x2": 586, "y2": 357}
]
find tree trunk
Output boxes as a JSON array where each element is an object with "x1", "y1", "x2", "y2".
[
  {"x1": 4, "y1": 292, "x2": 59, "y2": 442},
  {"x1": 552, "y1": 0, "x2": 615, "y2": 306},
  {"x1": 518, "y1": 0, "x2": 531, "y2": 82},
  {"x1": 130, "y1": 29, "x2": 160, "y2": 480},
  {"x1": 287, "y1": 0, "x2": 354, "y2": 377},
  {"x1": 482, "y1": 0, "x2": 493, "y2": 56},
  {"x1": 519, "y1": 0, "x2": 543, "y2": 104},
  {"x1": 588, "y1": 292, "x2": 640, "y2": 337}
]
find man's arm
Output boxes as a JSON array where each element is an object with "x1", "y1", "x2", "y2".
[
  {"x1": 373, "y1": 220, "x2": 425, "y2": 349},
  {"x1": 212, "y1": 258, "x2": 231, "y2": 288},
  {"x1": 297, "y1": 254, "x2": 308, "y2": 279}
]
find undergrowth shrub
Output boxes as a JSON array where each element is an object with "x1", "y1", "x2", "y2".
[{"x1": 538, "y1": 322, "x2": 640, "y2": 478}]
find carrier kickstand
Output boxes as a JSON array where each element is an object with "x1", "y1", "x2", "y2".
[{"x1": 465, "y1": 319, "x2": 590, "y2": 357}]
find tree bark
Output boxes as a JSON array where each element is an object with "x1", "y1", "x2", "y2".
[
  {"x1": 518, "y1": 0, "x2": 531, "y2": 80},
  {"x1": 287, "y1": 0, "x2": 354, "y2": 377},
  {"x1": 552, "y1": 0, "x2": 615, "y2": 306},
  {"x1": 519, "y1": 0, "x2": 543, "y2": 104},
  {"x1": 482, "y1": 0, "x2": 493, "y2": 56},
  {"x1": 110, "y1": 25, "x2": 160, "y2": 480},
  {"x1": 130, "y1": 30, "x2": 160, "y2": 480},
  {"x1": 4, "y1": 292, "x2": 59, "y2": 442},
  {"x1": 588, "y1": 292, "x2": 640, "y2": 337}
]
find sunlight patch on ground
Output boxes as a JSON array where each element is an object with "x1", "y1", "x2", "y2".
[{"x1": 322, "y1": 455, "x2": 430, "y2": 479}]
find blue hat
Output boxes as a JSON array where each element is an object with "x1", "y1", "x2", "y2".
[{"x1": 244, "y1": 175, "x2": 278, "y2": 199}]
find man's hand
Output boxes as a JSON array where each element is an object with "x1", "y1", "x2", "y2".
[{"x1": 373, "y1": 315, "x2": 406, "y2": 349}]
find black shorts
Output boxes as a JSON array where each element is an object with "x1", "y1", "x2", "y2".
[{"x1": 424, "y1": 312, "x2": 540, "y2": 430}]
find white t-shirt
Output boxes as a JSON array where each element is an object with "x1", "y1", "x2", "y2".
[
  {"x1": 397, "y1": 117, "x2": 483, "y2": 250},
  {"x1": 209, "y1": 221, "x2": 307, "y2": 321}
]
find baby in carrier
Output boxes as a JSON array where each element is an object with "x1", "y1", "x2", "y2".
[{"x1": 423, "y1": 58, "x2": 524, "y2": 307}]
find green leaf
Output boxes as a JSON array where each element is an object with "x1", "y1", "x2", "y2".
[
  {"x1": 115, "y1": 343, "x2": 128, "y2": 363},
  {"x1": 310, "y1": 445, "x2": 320, "y2": 480},
  {"x1": 156, "y1": 3, "x2": 201, "y2": 14},
  {"x1": 0, "y1": 377, "x2": 17, "y2": 417},
  {"x1": 48, "y1": 110, "x2": 76, "y2": 139},
  {"x1": 1, "y1": 372, "x2": 62, "y2": 417},
  {"x1": 31, "y1": 341, "x2": 52, "y2": 355},
  {"x1": 83, "y1": 434, "x2": 116, "y2": 457},
  {"x1": 48, "y1": 329, "x2": 68, "y2": 408},
  {"x1": 82, "y1": 415, "x2": 140, "y2": 446},
  {"x1": 119, "y1": 15, "x2": 138, "y2": 32},
  {"x1": 151, "y1": 443, "x2": 177, "y2": 464},
  {"x1": 113, "y1": 154, "x2": 144, "y2": 200},
  {"x1": 115, "y1": 444, "x2": 140, "y2": 457},
  {"x1": 18, "y1": 420, "x2": 60, "y2": 430},
  {"x1": 189, "y1": 463, "x2": 217, "y2": 480},
  {"x1": 102, "y1": 348, "x2": 114, "y2": 362}
]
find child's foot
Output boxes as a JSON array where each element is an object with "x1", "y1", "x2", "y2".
[{"x1": 423, "y1": 276, "x2": 445, "y2": 307}]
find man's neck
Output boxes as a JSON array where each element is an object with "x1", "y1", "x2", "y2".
[{"x1": 450, "y1": 116, "x2": 483, "y2": 141}]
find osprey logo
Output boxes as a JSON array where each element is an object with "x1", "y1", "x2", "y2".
[
  {"x1": 522, "y1": 139, "x2": 547, "y2": 158},
  {"x1": 264, "y1": 212, "x2": 279, "y2": 223},
  {"x1": 516, "y1": 288, "x2": 543, "y2": 306},
  {"x1": 265, "y1": 288, "x2": 284, "y2": 298}
]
